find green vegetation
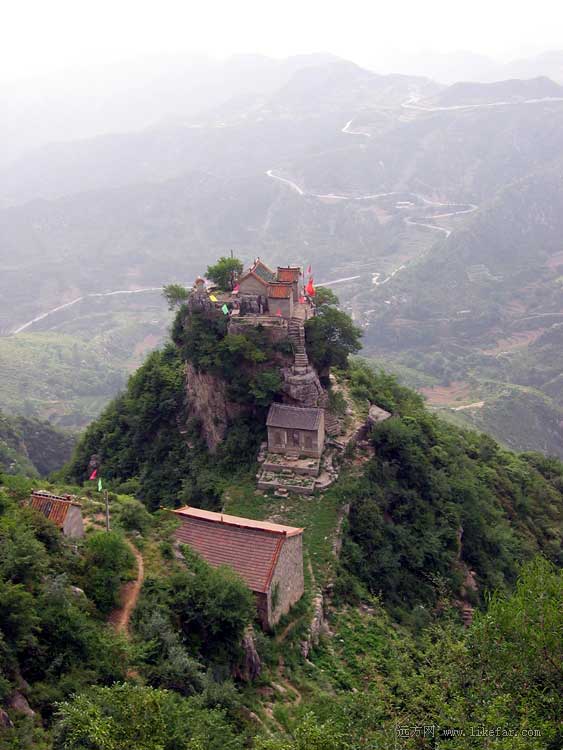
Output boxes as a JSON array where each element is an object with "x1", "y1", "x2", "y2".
[
  {"x1": 53, "y1": 683, "x2": 244, "y2": 750},
  {"x1": 305, "y1": 289, "x2": 362, "y2": 377},
  {"x1": 0, "y1": 409, "x2": 75, "y2": 477},
  {"x1": 3, "y1": 282, "x2": 562, "y2": 749},
  {"x1": 163, "y1": 283, "x2": 190, "y2": 310},
  {"x1": 206, "y1": 256, "x2": 244, "y2": 292},
  {"x1": 336, "y1": 363, "x2": 562, "y2": 621},
  {"x1": 82, "y1": 532, "x2": 135, "y2": 614}
]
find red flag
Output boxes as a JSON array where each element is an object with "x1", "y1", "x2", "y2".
[
  {"x1": 305, "y1": 277, "x2": 316, "y2": 297},
  {"x1": 307, "y1": 264, "x2": 312, "y2": 275},
  {"x1": 298, "y1": 296, "x2": 306, "y2": 304},
  {"x1": 89, "y1": 469, "x2": 98, "y2": 480},
  {"x1": 276, "y1": 307, "x2": 282, "y2": 317},
  {"x1": 233, "y1": 283, "x2": 240, "y2": 293}
]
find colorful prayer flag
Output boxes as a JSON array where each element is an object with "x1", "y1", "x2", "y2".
[
  {"x1": 276, "y1": 308, "x2": 282, "y2": 317},
  {"x1": 221, "y1": 304, "x2": 229, "y2": 315},
  {"x1": 209, "y1": 294, "x2": 218, "y2": 302},
  {"x1": 97, "y1": 477, "x2": 103, "y2": 492},
  {"x1": 306, "y1": 264, "x2": 312, "y2": 275},
  {"x1": 89, "y1": 469, "x2": 97, "y2": 480},
  {"x1": 305, "y1": 277, "x2": 316, "y2": 297},
  {"x1": 233, "y1": 284, "x2": 240, "y2": 293}
]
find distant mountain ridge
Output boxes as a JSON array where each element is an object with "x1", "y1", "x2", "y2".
[{"x1": 423, "y1": 76, "x2": 563, "y2": 107}]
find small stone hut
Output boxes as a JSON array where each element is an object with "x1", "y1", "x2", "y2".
[
  {"x1": 28, "y1": 491, "x2": 84, "y2": 538},
  {"x1": 267, "y1": 403, "x2": 325, "y2": 458},
  {"x1": 173, "y1": 506, "x2": 304, "y2": 629},
  {"x1": 267, "y1": 283, "x2": 294, "y2": 318}
]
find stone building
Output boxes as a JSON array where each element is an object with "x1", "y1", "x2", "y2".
[
  {"x1": 266, "y1": 403, "x2": 325, "y2": 458},
  {"x1": 276, "y1": 266, "x2": 301, "y2": 301},
  {"x1": 28, "y1": 491, "x2": 84, "y2": 538},
  {"x1": 237, "y1": 259, "x2": 276, "y2": 296},
  {"x1": 173, "y1": 506, "x2": 304, "y2": 629},
  {"x1": 267, "y1": 283, "x2": 294, "y2": 318}
]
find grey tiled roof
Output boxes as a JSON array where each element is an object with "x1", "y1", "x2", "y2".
[
  {"x1": 267, "y1": 403, "x2": 322, "y2": 430},
  {"x1": 253, "y1": 261, "x2": 275, "y2": 282}
]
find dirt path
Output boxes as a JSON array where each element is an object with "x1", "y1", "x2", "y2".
[{"x1": 108, "y1": 541, "x2": 144, "y2": 637}]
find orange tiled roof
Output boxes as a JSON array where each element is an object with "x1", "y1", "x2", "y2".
[
  {"x1": 28, "y1": 491, "x2": 80, "y2": 528},
  {"x1": 267, "y1": 283, "x2": 292, "y2": 299},
  {"x1": 172, "y1": 507, "x2": 303, "y2": 593},
  {"x1": 277, "y1": 267, "x2": 300, "y2": 283}
]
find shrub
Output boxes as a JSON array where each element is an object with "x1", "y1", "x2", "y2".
[{"x1": 82, "y1": 532, "x2": 134, "y2": 614}]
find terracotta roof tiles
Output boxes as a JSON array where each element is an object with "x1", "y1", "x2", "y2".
[
  {"x1": 277, "y1": 267, "x2": 300, "y2": 283},
  {"x1": 28, "y1": 491, "x2": 80, "y2": 528},
  {"x1": 267, "y1": 283, "x2": 292, "y2": 299},
  {"x1": 172, "y1": 507, "x2": 303, "y2": 594}
]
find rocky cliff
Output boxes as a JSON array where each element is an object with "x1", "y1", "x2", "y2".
[{"x1": 184, "y1": 363, "x2": 247, "y2": 453}]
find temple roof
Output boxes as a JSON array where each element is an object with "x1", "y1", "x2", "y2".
[
  {"x1": 267, "y1": 283, "x2": 292, "y2": 299},
  {"x1": 28, "y1": 491, "x2": 81, "y2": 528},
  {"x1": 266, "y1": 403, "x2": 323, "y2": 431},
  {"x1": 172, "y1": 506, "x2": 303, "y2": 594},
  {"x1": 251, "y1": 259, "x2": 276, "y2": 283},
  {"x1": 277, "y1": 267, "x2": 301, "y2": 283}
]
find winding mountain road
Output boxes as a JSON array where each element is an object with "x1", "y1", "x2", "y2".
[
  {"x1": 401, "y1": 94, "x2": 563, "y2": 113},
  {"x1": 265, "y1": 169, "x2": 478, "y2": 240},
  {"x1": 10, "y1": 283, "x2": 194, "y2": 336}
]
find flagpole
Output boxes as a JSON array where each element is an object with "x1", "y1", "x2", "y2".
[{"x1": 104, "y1": 489, "x2": 110, "y2": 532}]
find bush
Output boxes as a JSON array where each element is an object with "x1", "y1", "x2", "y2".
[
  {"x1": 82, "y1": 532, "x2": 135, "y2": 614},
  {"x1": 115, "y1": 497, "x2": 152, "y2": 533}
]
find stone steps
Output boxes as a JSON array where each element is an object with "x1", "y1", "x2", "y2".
[{"x1": 324, "y1": 411, "x2": 341, "y2": 436}]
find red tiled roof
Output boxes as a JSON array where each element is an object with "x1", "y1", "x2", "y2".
[
  {"x1": 267, "y1": 283, "x2": 292, "y2": 299},
  {"x1": 172, "y1": 507, "x2": 303, "y2": 593},
  {"x1": 28, "y1": 491, "x2": 81, "y2": 528},
  {"x1": 277, "y1": 267, "x2": 300, "y2": 283}
]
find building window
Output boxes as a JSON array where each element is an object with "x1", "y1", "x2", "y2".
[
  {"x1": 291, "y1": 431, "x2": 300, "y2": 446},
  {"x1": 274, "y1": 431, "x2": 283, "y2": 446},
  {"x1": 304, "y1": 435, "x2": 313, "y2": 450}
]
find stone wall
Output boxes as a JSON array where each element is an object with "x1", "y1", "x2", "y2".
[
  {"x1": 267, "y1": 534, "x2": 304, "y2": 627},
  {"x1": 63, "y1": 505, "x2": 84, "y2": 539}
]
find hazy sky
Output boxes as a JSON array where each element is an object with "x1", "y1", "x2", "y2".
[{"x1": 2, "y1": 0, "x2": 561, "y2": 82}]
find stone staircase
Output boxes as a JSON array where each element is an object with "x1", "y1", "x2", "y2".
[
  {"x1": 324, "y1": 411, "x2": 341, "y2": 436},
  {"x1": 288, "y1": 318, "x2": 309, "y2": 372}
]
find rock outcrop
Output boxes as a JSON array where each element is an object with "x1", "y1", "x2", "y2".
[
  {"x1": 280, "y1": 367, "x2": 324, "y2": 408},
  {"x1": 184, "y1": 363, "x2": 245, "y2": 453}
]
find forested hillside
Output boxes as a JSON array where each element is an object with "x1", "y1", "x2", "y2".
[
  {"x1": 0, "y1": 411, "x2": 74, "y2": 477},
  {"x1": 2, "y1": 292, "x2": 562, "y2": 746}
]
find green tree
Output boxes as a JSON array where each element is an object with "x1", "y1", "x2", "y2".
[
  {"x1": 163, "y1": 284, "x2": 189, "y2": 310},
  {"x1": 53, "y1": 683, "x2": 243, "y2": 750},
  {"x1": 170, "y1": 548, "x2": 255, "y2": 662},
  {"x1": 82, "y1": 532, "x2": 135, "y2": 614},
  {"x1": 206, "y1": 257, "x2": 243, "y2": 292},
  {"x1": 305, "y1": 291, "x2": 362, "y2": 375}
]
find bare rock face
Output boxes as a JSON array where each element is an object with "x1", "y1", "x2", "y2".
[
  {"x1": 234, "y1": 627, "x2": 262, "y2": 682},
  {"x1": 281, "y1": 367, "x2": 324, "y2": 408},
  {"x1": 7, "y1": 692, "x2": 35, "y2": 718},
  {"x1": 300, "y1": 591, "x2": 327, "y2": 658},
  {"x1": 184, "y1": 363, "x2": 245, "y2": 453}
]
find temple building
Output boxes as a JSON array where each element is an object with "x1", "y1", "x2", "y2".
[
  {"x1": 266, "y1": 403, "x2": 325, "y2": 459},
  {"x1": 173, "y1": 506, "x2": 304, "y2": 629},
  {"x1": 237, "y1": 259, "x2": 276, "y2": 296},
  {"x1": 28, "y1": 491, "x2": 84, "y2": 538},
  {"x1": 267, "y1": 282, "x2": 294, "y2": 318}
]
